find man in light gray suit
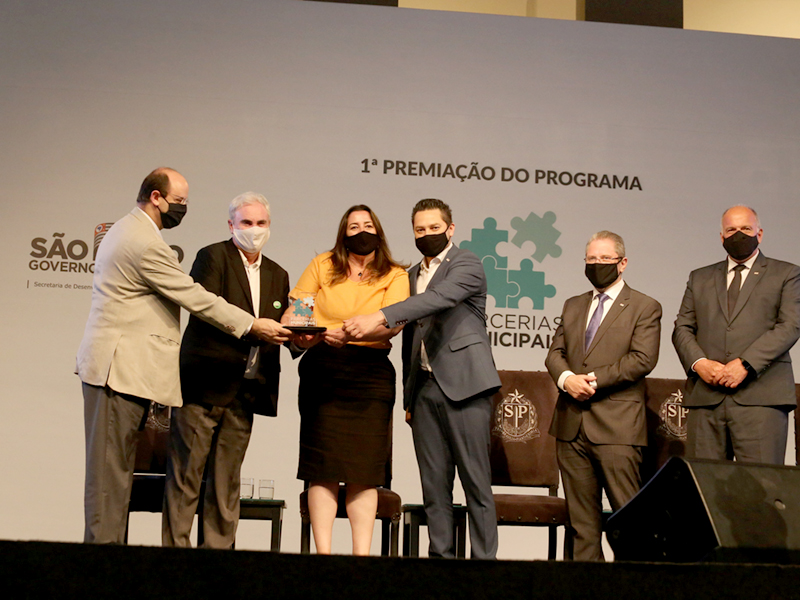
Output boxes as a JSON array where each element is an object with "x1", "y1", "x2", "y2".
[
  {"x1": 673, "y1": 206, "x2": 800, "y2": 464},
  {"x1": 76, "y1": 167, "x2": 291, "y2": 544},
  {"x1": 344, "y1": 198, "x2": 501, "y2": 559}
]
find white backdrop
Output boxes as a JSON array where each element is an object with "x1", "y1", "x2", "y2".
[{"x1": 1, "y1": 0, "x2": 799, "y2": 559}]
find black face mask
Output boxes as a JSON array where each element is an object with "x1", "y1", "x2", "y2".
[
  {"x1": 585, "y1": 262, "x2": 619, "y2": 290},
  {"x1": 415, "y1": 231, "x2": 450, "y2": 258},
  {"x1": 161, "y1": 202, "x2": 187, "y2": 229},
  {"x1": 344, "y1": 230, "x2": 380, "y2": 256},
  {"x1": 723, "y1": 230, "x2": 759, "y2": 261}
]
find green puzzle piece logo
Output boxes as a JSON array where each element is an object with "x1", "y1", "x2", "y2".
[{"x1": 460, "y1": 213, "x2": 560, "y2": 309}]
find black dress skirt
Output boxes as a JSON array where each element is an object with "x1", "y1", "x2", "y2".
[{"x1": 297, "y1": 343, "x2": 395, "y2": 486}]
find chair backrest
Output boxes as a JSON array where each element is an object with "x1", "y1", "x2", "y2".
[
  {"x1": 133, "y1": 403, "x2": 171, "y2": 473},
  {"x1": 490, "y1": 372, "x2": 693, "y2": 489},
  {"x1": 644, "y1": 379, "x2": 800, "y2": 475},
  {"x1": 642, "y1": 378, "x2": 687, "y2": 483},
  {"x1": 490, "y1": 371, "x2": 559, "y2": 489}
]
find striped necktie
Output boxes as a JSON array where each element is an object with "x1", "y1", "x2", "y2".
[{"x1": 585, "y1": 293, "x2": 609, "y2": 351}]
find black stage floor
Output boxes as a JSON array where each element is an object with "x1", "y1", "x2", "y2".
[{"x1": 4, "y1": 539, "x2": 800, "y2": 600}]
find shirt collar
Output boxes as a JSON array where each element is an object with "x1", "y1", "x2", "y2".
[
  {"x1": 236, "y1": 246, "x2": 262, "y2": 270},
  {"x1": 136, "y1": 206, "x2": 162, "y2": 237},
  {"x1": 592, "y1": 277, "x2": 625, "y2": 301},
  {"x1": 420, "y1": 241, "x2": 454, "y2": 274},
  {"x1": 727, "y1": 249, "x2": 759, "y2": 273}
]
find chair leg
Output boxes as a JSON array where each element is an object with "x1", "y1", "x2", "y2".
[
  {"x1": 563, "y1": 525, "x2": 574, "y2": 560},
  {"x1": 380, "y1": 518, "x2": 390, "y2": 556},
  {"x1": 300, "y1": 519, "x2": 311, "y2": 554},
  {"x1": 404, "y1": 514, "x2": 421, "y2": 557},
  {"x1": 390, "y1": 519, "x2": 400, "y2": 557},
  {"x1": 548, "y1": 524, "x2": 557, "y2": 560},
  {"x1": 454, "y1": 510, "x2": 467, "y2": 559},
  {"x1": 197, "y1": 520, "x2": 204, "y2": 547}
]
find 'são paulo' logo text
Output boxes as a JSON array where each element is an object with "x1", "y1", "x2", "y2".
[{"x1": 30, "y1": 222, "x2": 184, "y2": 274}]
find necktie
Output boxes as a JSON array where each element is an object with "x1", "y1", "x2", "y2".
[
  {"x1": 585, "y1": 293, "x2": 609, "y2": 351},
  {"x1": 727, "y1": 264, "x2": 746, "y2": 316}
]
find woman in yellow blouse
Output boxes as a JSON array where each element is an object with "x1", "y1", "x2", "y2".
[{"x1": 285, "y1": 205, "x2": 409, "y2": 555}]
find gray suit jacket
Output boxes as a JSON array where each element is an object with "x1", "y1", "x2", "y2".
[
  {"x1": 672, "y1": 252, "x2": 800, "y2": 408},
  {"x1": 546, "y1": 283, "x2": 662, "y2": 446},
  {"x1": 382, "y1": 245, "x2": 501, "y2": 410},
  {"x1": 76, "y1": 208, "x2": 254, "y2": 407}
]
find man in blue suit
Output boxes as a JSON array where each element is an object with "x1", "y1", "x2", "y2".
[{"x1": 344, "y1": 198, "x2": 501, "y2": 559}]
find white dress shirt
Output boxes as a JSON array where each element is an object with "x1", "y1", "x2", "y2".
[
  {"x1": 726, "y1": 250, "x2": 759, "y2": 290},
  {"x1": 137, "y1": 206, "x2": 162, "y2": 237},
  {"x1": 688, "y1": 250, "x2": 760, "y2": 373},
  {"x1": 237, "y1": 248, "x2": 262, "y2": 379},
  {"x1": 557, "y1": 278, "x2": 625, "y2": 391},
  {"x1": 417, "y1": 241, "x2": 453, "y2": 372}
]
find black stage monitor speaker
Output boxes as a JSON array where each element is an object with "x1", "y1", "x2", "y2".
[{"x1": 607, "y1": 457, "x2": 800, "y2": 563}]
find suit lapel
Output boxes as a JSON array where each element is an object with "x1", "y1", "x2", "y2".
[
  {"x1": 714, "y1": 261, "x2": 729, "y2": 322},
  {"x1": 258, "y1": 259, "x2": 274, "y2": 318},
  {"x1": 585, "y1": 284, "x2": 631, "y2": 358},
  {"x1": 425, "y1": 245, "x2": 456, "y2": 290},
  {"x1": 412, "y1": 246, "x2": 455, "y2": 351},
  {"x1": 574, "y1": 292, "x2": 593, "y2": 360},
  {"x1": 730, "y1": 252, "x2": 768, "y2": 322},
  {"x1": 408, "y1": 263, "x2": 421, "y2": 296},
  {"x1": 406, "y1": 261, "x2": 423, "y2": 368},
  {"x1": 225, "y1": 240, "x2": 255, "y2": 315}
]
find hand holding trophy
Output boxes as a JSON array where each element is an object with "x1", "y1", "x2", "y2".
[{"x1": 281, "y1": 296, "x2": 325, "y2": 348}]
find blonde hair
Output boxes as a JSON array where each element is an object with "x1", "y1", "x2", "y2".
[{"x1": 586, "y1": 231, "x2": 625, "y2": 258}]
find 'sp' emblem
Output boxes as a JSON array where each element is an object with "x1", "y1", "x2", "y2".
[
  {"x1": 658, "y1": 390, "x2": 688, "y2": 440},
  {"x1": 492, "y1": 389, "x2": 539, "y2": 443}
]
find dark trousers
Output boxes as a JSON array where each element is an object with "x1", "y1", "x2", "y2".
[
  {"x1": 162, "y1": 395, "x2": 254, "y2": 548},
  {"x1": 82, "y1": 382, "x2": 149, "y2": 544},
  {"x1": 557, "y1": 426, "x2": 642, "y2": 561},
  {"x1": 687, "y1": 398, "x2": 790, "y2": 464},
  {"x1": 411, "y1": 372, "x2": 498, "y2": 559}
]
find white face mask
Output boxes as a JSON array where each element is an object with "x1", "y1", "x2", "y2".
[{"x1": 232, "y1": 226, "x2": 270, "y2": 254}]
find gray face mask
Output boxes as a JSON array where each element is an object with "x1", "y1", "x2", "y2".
[{"x1": 232, "y1": 226, "x2": 270, "y2": 254}]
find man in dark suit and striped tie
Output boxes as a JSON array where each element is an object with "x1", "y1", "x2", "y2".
[{"x1": 546, "y1": 230, "x2": 661, "y2": 561}]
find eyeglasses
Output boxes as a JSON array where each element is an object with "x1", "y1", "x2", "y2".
[
  {"x1": 584, "y1": 256, "x2": 623, "y2": 265},
  {"x1": 160, "y1": 191, "x2": 188, "y2": 205}
]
